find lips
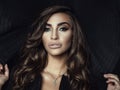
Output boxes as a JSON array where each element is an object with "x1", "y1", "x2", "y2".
[{"x1": 48, "y1": 43, "x2": 61, "y2": 49}]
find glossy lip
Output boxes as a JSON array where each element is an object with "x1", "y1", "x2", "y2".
[{"x1": 48, "y1": 43, "x2": 62, "y2": 49}]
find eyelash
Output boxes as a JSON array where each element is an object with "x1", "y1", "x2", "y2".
[
  {"x1": 44, "y1": 27, "x2": 51, "y2": 32},
  {"x1": 44, "y1": 27, "x2": 69, "y2": 32},
  {"x1": 59, "y1": 27, "x2": 69, "y2": 31}
]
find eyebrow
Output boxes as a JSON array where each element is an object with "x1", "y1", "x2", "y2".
[
  {"x1": 58, "y1": 22, "x2": 71, "y2": 26},
  {"x1": 46, "y1": 22, "x2": 71, "y2": 27}
]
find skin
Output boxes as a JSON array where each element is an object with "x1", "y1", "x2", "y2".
[
  {"x1": 104, "y1": 74, "x2": 120, "y2": 90},
  {"x1": 41, "y1": 12, "x2": 72, "y2": 90},
  {"x1": 42, "y1": 13, "x2": 72, "y2": 57},
  {"x1": 0, "y1": 64, "x2": 9, "y2": 89}
]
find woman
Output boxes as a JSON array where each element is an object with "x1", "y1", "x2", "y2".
[
  {"x1": 0, "y1": 5, "x2": 89, "y2": 90},
  {"x1": 0, "y1": 5, "x2": 120, "y2": 90}
]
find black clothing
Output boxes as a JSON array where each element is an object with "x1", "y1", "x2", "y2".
[
  {"x1": 67, "y1": 0, "x2": 120, "y2": 90},
  {"x1": 4, "y1": 75, "x2": 70, "y2": 90}
]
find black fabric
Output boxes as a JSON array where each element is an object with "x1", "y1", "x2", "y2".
[
  {"x1": 3, "y1": 74, "x2": 70, "y2": 90},
  {"x1": 67, "y1": 0, "x2": 120, "y2": 90},
  {"x1": 59, "y1": 75, "x2": 71, "y2": 90},
  {"x1": 67, "y1": 0, "x2": 120, "y2": 74},
  {"x1": 0, "y1": 0, "x2": 66, "y2": 64}
]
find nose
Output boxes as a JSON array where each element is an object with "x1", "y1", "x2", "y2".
[{"x1": 51, "y1": 30, "x2": 58, "y2": 40}]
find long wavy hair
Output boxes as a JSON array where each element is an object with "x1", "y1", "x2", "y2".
[{"x1": 13, "y1": 5, "x2": 89, "y2": 90}]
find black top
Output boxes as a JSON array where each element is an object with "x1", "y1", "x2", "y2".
[
  {"x1": 4, "y1": 75, "x2": 71, "y2": 90},
  {"x1": 30, "y1": 75, "x2": 71, "y2": 90}
]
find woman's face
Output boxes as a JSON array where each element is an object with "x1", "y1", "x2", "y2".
[{"x1": 42, "y1": 13, "x2": 72, "y2": 56}]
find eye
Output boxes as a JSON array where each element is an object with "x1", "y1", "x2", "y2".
[
  {"x1": 44, "y1": 27, "x2": 51, "y2": 32},
  {"x1": 59, "y1": 27, "x2": 69, "y2": 31}
]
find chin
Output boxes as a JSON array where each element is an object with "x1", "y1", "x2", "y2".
[
  {"x1": 49, "y1": 52, "x2": 63, "y2": 56},
  {"x1": 48, "y1": 50, "x2": 66, "y2": 56}
]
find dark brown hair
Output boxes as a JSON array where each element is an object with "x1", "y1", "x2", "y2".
[{"x1": 13, "y1": 5, "x2": 89, "y2": 90}]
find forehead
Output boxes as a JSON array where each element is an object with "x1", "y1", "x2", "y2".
[{"x1": 47, "y1": 12, "x2": 72, "y2": 24}]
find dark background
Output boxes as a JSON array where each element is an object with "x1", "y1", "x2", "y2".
[{"x1": 0, "y1": 0, "x2": 120, "y2": 90}]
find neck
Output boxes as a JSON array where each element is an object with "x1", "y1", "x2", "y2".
[{"x1": 45, "y1": 54, "x2": 67, "y2": 75}]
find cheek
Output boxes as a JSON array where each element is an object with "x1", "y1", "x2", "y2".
[
  {"x1": 63, "y1": 34, "x2": 72, "y2": 47},
  {"x1": 42, "y1": 34, "x2": 48, "y2": 47}
]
